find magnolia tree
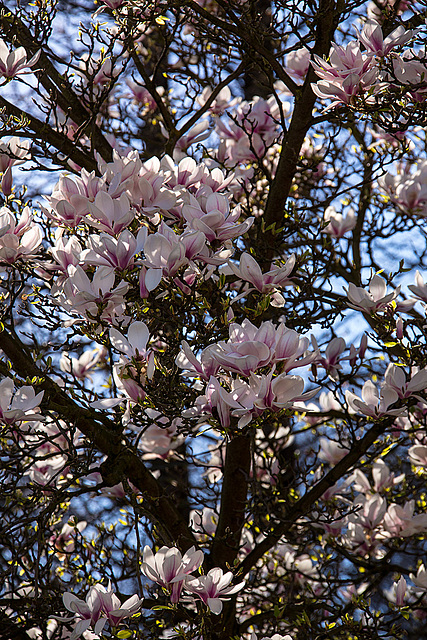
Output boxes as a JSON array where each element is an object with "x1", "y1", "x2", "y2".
[{"x1": 3, "y1": 0, "x2": 427, "y2": 638}]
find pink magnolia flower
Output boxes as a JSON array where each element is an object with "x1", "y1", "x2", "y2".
[
  {"x1": 0, "y1": 136, "x2": 30, "y2": 172},
  {"x1": 249, "y1": 370, "x2": 317, "y2": 413},
  {"x1": 410, "y1": 564, "x2": 427, "y2": 593},
  {"x1": 197, "y1": 86, "x2": 238, "y2": 115},
  {"x1": 384, "y1": 576, "x2": 408, "y2": 607},
  {"x1": 0, "y1": 378, "x2": 44, "y2": 425},
  {"x1": 408, "y1": 444, "x2": 427, "y2": 467},
  {"x1": 182, "y1": 192, "x2": 253, "y2": 243},
  {"x1": 50, "y1": 520, "x2": 87, "y2": 561},
  {"x1": 185, "y1": 568, "x2": 244, "y2": 614},
  {"x1": 142, "y1": 222, "x2": 206, "y2": 278},
  {"x1": 379, "y1": 161, "x2": 427, "y2": 217},
  {"x1": 383, "y1": 364, "x2": 427, "y2": 400},
  {"x1": 322, "y1": 206, "x2": 356, "y2": 238},
  {"x1": 408, "y1": 270, "x2": 427, "y2": 302},
  {"x1": 382, "y1": 500, "x2": 427, "y2": 538},
  {"x1": 81, "y1": 228, "x2": 146, "y2": 271},
  {"x1": 345, "y1": 275, "x2": 400, "y2": 313},
  {"x1": 356, "y1": 22, "x2": 416, "y2": 57},
  {"x1": 142, "y1": 545, "x2": 204, "y2": 603},
  {"x1": 86, "y1": 192, "x2": 135, "y2": 235},
  {"x1": 0, "y1": 206, "x2": 42, "y2": 264},
  {"x1": 286, "y1": 47, "x2": 311, "y2": 81},
  {"x1": 176, "y1": 341, "x2": 221, "y2": 381},
  {"x1": 60, "y1": 347, "x2": 106, "y2": 381},
  {"x1": 110, "y1": 321, "x2": 155, "y2": 403},
  {"x1": 183, "y1": 376, "x2": 254, "y2": 429},
  {"x1": 57, "y1": 265, "x2": 129, "y2": 323},
  {"x1": 0, "y1": 39, "x2": 40, "y2": 78},
  {"x1": 63, "y1": 582, "x2": 143, "y2": 639},
  {"x1": 345, "y1": 380, "x2": 406, "y2": 418},
  {"x1": 318, "y1": 436, "x2": 349, "y2": 465},
  {"x1": 229, "y1": 252, "x2": 295, "y2": 305}
]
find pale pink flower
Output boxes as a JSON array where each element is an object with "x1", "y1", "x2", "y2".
[
  {"x1": 0, "y1": 378, "x2": 44, "y2": 425},
  {"x1": 176, "y1": 341, "x2": 221, "y2": 381},
  {"x1": 408, "y1": 270, "x2": 427, "y2": 302},
  {"x1": 63, "y1": 582, "x2": 142, "y2": 639},
  {"x1": 110, "y1": 321, "x2": 155, "y2": 402},
  {"x1": 0, "y1": 206, "x2": 42, "y2": 264},
  {"x1": 286, "y1": 48, "x2": 311, "y2": 81},
  {"x1": 0, "y1": 39, "x2": 40, "y2": 78},
  {"x1": 322, "y1": 206, "x2": 356, "y2": 238},
  {"x1": 384, "y1": 576, "x2": 408, "y2": 607},
  {"x1": 228, "y1": 252, "x2": 295, "y2": 303},
  {"x1": 183, "y1": 376, "x2": 254, "y2": 429},
  {"x1": 383, "y1": 364, "x2": 427, "y2": 400},
  {"x1": 249, "y1": 371, "x2": 317, "y2": 413},
  {"x1": 318, "y1": 436, "x2": 349, "y2": 465},
  {"x1": 81, "y1": 228, "x2": 146, "y2": 271},
  {"x1": 382, "y1": 500, "x2": 427, "y2": 538},
  {"x1": 182, "y1": 192, "x2": 253, "y2": 243},
  {"x1": 345, "y1": 275, "x2": 400, "y2": 313},
  {"x1": 196, "y1": 85, "x2": 238, "y2": 115},
  {"x1": 185, "y1": 568, "x2": 244, "y2": 614},
  {"x1": 86, "y1": 192, "x2": 135, "y2": 235},
  {"x1": 408, "y1": 444, "x2": 427, "y2": 467},
  {"x1": 356, "y1": 22, "x2": 416, "y2": 57},
  {"x1": 410, "y1": 564, "x2": 427, "y2": 593},
  {"x1": 142, "y1": 545, "x2": 204, "y2": 603},
  {"x1": 0, "y1": 137, "x2": 30, "y2": 172},
  {"x1": 60, "y1": 347, "x2": 106, "y2": 381},
  {"x1": 57, "y1": 265, "x2": 128, "y2": 323},
  {"x1": 345, "y1": 380, "x2": 406, "y2": 418}
]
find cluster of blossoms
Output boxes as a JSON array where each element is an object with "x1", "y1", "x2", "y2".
[
  {"x1": 311, "y1": 20, "x2": 424, "y2": 109},
  {"x1": 141, "y1": 545, "x2": 244, "y2": 614},
  {"x1": 378, "y1": 159, "x2": 427, "y2": 217},
  {"x1": 62, "y1": 582, "x2": 143, "y2": 639},
  {"x1": 178, "y1": 318, "x2": 317, "y2": 430}
]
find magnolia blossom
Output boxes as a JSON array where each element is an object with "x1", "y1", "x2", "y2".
[
  {"x1": 345, "y1": 275, "x2": 400, "y2": 313},
  {"x1": 60, "y1": 347, "x2": 106, "y2": 381},
  {"x1": 0, "y1": 378, "x2": 44, "y2": 426},
  {"x1": 0, "y1": 38, "x2": 40, "y2": 78},
  {"x1": 63, "y1": 582, "x2": 143, "y2": 639},
  {"x1": 410, "y1": 564, "x2": 427, "y2": 594},
  {"x1": 0, "y1": 206, "x2": 42, "y2": 264},
  {"x1": 110, "y1": 321, "x2": 155, "y2": 403},
  {"x1": 408, "y1": 270, "x2": 427, "y2": 302},
  {"x1": 141, "y1": 545, "x2": 204, "y2": 603},
  {"x1": 383, "y1": 364, "x2": 427, "y2": 400},
  {"x1": 322, "y1": 205, "x2": 356, "y2": 238},
  {"x1": 185, "y1": 568, "x2": 244, "y2": 614},
  {"x1": 0, "y1": 136, "x2": 30, "y2": 172},
  {"x1": 228, "y1": 252, "x2": 295, "y2": 306},
  {"x1": 345, "y1": 380, "x2": 406, "y2": 418},
  {"x1": 81, "y1": 228, "x2": 146, "y2": 271},
  {"x1": 286, "y1": 47, "x2": 311, "y2": 80},
  {"x1": 379, "y1": 161, "x2": 427, "y2": 218},
  {"x1": 57, "y1": 265, "x2": 128, "y2": 323}
]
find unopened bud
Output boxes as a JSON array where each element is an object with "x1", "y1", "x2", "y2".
[{"x1": 1, "y1": 167, "x2": 13, "y2": 196}]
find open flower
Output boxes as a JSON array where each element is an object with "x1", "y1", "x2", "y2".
[
  {"x1": 0, "y1": 39, "x2": 40, "y2": 79},
  {"x1": 185, "y1": 568, "x2": 244, "y2": 614},
  {"x1": 142, "y1": 545, "x2": 204, "y2": 603},
  {"x1": 345, "y1": 275, "x2": 400, "y2": 313}
]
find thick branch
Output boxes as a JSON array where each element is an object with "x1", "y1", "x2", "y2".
[
  {"x1": 209, "y1": 433, "x2": 251, "y2": 569},
  {"x1": 258, "y1": 0, "x2": 341, "y2": 267}
]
